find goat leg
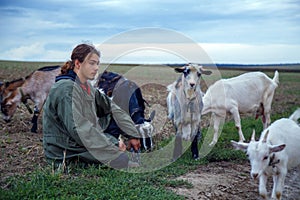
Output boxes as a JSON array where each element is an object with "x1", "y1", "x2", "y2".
[
  {"x1": 31, "y1": 108, "x2": 39, "y2": 133},
  {"x1": 191, "y1": 130, "x2": 201, "y2": 160},
  {"x1": 173, "y1": 134, "x2": 183, "y2": 161}
]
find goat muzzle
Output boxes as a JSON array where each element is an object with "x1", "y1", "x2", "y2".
[
  {"x1": 251, "y1": 173, "x2": 259, "y2": 180},
  {"x1": 3, "y1": 117, "x2": 11, "y2": 123}
]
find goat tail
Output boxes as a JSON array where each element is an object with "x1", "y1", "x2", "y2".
[
  {"x1": 201, "y1": 94, "x2": 211, "y2": 115},
  {"x1": 289, "y1": 108, "x2": 300, "y2": 123},
  {"x1": 273, "y1": 70, "x2": 279, "y2": 85}
]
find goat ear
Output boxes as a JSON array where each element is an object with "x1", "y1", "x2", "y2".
[
  {"x1": 270, "y1": 144, "x2": 286, "y2": 153},
  {"x1": 231, "y1": 140, "x2": 249, "y2": 151},
  {"x1": 200, "y1": 68, "x2": 212, "y2": 75},
  {"x1": 174, "y1": 67, "x2": 185, "y2": 73}
]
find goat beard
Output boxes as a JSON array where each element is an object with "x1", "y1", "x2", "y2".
[{"x1": 186, "y1": 88, "x2": 196, "y2": 100}]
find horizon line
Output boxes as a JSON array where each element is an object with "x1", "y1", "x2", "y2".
[{"x1": 0, "y1": 59, "x2": 299, "y2": 66}]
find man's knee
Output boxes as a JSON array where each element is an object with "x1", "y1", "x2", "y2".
[{"x1": 109, "y1": 153, "x2": 129, "y2": 169}]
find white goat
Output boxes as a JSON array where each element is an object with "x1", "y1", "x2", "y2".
[
  {"x1": 202, "y1": 71, "x2": 279, "y2": 146},
  {"x1": 167, "y1": 63, "x2": 212, "y2": 159},
  {"x1": 289, "y1": 107, "x2": 300, "y2": 125},
  {"x1": 231, "y1": 108, "x2": 300, "y2": 200},
  {"x1": 135, "y1": 118, "x2": 155, "y2": 150}
]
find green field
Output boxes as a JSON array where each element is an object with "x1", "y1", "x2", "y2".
[{"x1": 0, "y1": 61, "x2": 300, "y2": 199}]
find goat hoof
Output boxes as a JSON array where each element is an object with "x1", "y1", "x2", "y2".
[
  {"x1": 192, "y1": 154, "x2": 199, "y2": 161},
  {"x1": 31, "y1": 129, "x2": 38, "y2": 133},
  {"x1": 209, "y1": 142, "x2": 216, "y2": 147},
  {"x1": 276, "y1": 192, "x2": 281, "y2": 200},
  {"x1": 259, "y1": 193, "x2": 267, "y2": 199}
]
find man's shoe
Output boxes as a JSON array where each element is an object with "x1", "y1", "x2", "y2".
[{"x1": 128, "y1": 161, "x2": 140, "y2": 168}]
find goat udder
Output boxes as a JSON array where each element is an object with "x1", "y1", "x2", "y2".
[
  {"x1": 255, "y1": 103, "x2": 264, "y2": 119},
  {"x1": 3, "y1": 115, "x2": 11, "y2": 122},
  {"x1": 262, "y1": 115, "x2": 266, "y2": 123}
]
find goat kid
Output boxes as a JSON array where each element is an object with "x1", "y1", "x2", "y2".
[
  {"x1": 231, "y1": 108, "x2": 300, "y2": 200},
  {"x1": 1, "y1": 66, "x2": 60, "y2": 132},
  {"x1": 135, "y1": 110, "x2": 156, "y2": 151},
  {"x1": 167, "y1": 63, "x2": 212, "y2": 160},
  {"x1": 202, "y1": 71, "x2": 279, "y2": 146}
]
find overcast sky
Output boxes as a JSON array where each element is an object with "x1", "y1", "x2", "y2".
[{"x1": 0, "y1": 0, "x2": 299, "y2": 64}]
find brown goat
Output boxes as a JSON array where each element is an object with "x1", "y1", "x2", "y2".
[
  {"x1": 1, "y1": 66, "x2": 60, "y2": 132},
  {"x1": 0, "y1": 77, "x2": 27, "y2": 104}
]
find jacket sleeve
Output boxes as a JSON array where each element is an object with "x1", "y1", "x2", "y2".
[
  {"x1": 95, "y1": 89, "x2": 111, "y2": 118},
  {"x1": 94, "y1": 90, "x2": 112, "y2": 130},
  {"x1": 56, "y1": 87, "x2": 122, "y2": 162},
  {"x1": 111, "y1": 101, "x2": 141, "y2": 139},
  {"x1": 95, "y1": 90, "x2": 140, "y2": 139}
]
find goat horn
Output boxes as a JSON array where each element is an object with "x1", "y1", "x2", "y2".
[
  {"x1": 251, "y1": 129, "x2": 256, "y2": 141},
  {"x1": 262, "y1": 130, "x2": 269, "y2": 143}
]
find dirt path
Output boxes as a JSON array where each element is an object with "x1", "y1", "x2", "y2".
[{"x1": 170, "y1": 161, "x2": 300, "y2": 200}]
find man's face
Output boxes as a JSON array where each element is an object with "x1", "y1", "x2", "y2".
[{"x1": 78, "y1": 53, "x2": 100, "y2": 82}]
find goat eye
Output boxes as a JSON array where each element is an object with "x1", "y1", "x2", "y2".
[
  {"x1": 183, "y1": 68, "x2": 190, "y2": 77},
  {"x1": 246, "y1": 154, "x2": 249, "y2": 157},
  {"x1": 263, "y1": 156, "x2": 268, "y2": 160},
  {"x1": 197, "y1": 72, "x2": 201, "y2": 77}
]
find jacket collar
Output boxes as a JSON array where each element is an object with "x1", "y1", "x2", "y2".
[
  {"x1": 55, "y1": 70, "x2": 92, "y2": 95},
  {"x1": 55, "y1": 70, "x2": 77, "y2": 82}
]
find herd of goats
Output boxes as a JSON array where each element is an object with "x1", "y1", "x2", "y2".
[{"x1": 1, "y1": 63, "x2": 300, "y2": 199}]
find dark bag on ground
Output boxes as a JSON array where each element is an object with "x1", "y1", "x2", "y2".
[{"x1": 96, "y1": 71, "x2": 154, "y2": 150}]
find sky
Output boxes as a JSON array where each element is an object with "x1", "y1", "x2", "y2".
[{"x1": 0, "y1": 0, "x2": 300, "y2": 64}]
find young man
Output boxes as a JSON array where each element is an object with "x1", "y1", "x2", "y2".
[{"x1": 43, "y1": 43, "x2": 140, "y2": 169}]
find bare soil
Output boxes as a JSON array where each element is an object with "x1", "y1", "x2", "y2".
[
  {"x1": 169, "y1": 162, "x2": 300, "y2": 200},
  {"x1": 1, "y1": 70, "x2": 300, "y2": 200}
]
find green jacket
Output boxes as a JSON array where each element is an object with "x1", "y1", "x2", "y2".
[{"x1": 43, "y1": 74, "x2": 139, "y2": 165}]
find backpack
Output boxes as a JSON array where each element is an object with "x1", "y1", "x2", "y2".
[{"x1": 96, "y1": 71, "x2": 154, "y2": 150}]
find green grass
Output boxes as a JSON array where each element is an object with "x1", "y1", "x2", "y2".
[
  {"x1": 0, "y1": 166, "x2": 188, "y2": 200},
  {"x1": 0, "y1": 155, "x2": 198, "y2": 200}
]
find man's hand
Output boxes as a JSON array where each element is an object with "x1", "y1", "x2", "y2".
[
  {"x1": 127, "y1": 138, "x2": 141, "y2": 151},
  {"x1": 118, "y1": 137, "x2": 126, "y2": 152}
]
